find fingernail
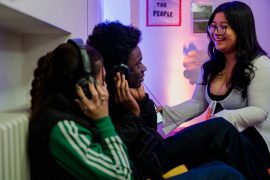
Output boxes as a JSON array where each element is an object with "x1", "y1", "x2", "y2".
[{"x1": 75, "y1": 84, "x2": 80, "y2": 89}]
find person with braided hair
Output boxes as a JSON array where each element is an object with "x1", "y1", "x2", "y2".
[{"x1": 28, "y1": 40, "x2": 133, "y2": 180}]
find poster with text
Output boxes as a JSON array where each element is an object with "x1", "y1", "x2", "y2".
[{"x1": 147, "y1": 0, "x2": 181, "y2": 26}]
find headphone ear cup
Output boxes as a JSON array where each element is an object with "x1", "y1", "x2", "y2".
[
  {"x1": 111, "y1": 64, "x2": 130, "y2": 77},
  {"x1": 77, "y1": 76, "x2": 96, "y2": 99}
]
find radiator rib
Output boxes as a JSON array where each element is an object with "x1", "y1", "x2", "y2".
[{"x1": 0, "y1": 113, "x2": 29, "y2": 180}]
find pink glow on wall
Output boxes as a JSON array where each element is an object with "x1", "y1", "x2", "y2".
[
  {"x1": 139, "y1": 0, "x2": 211, "y2": 107},
  {"x1": 102, "y1": 0, "x2": 270, "y2": 107},
  {"x1": 165, "y1": 49, "x2": 194, "y2": 106}
]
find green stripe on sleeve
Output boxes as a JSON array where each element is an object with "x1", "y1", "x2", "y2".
[{"x1": 49, "y1": 120, "x2": 133, "y2": 180}]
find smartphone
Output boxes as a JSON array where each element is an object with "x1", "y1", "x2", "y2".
[
  {"x1": 157, "y1": 111, "x2": 163, "y2": 124},
  {"x1": 154, "y1": 106, "x2": 163, "y2": 124}
]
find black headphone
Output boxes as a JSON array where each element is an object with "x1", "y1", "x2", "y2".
[
  {"x1": 110, "y1": 64, "x2": 131, "y2": 78},
  {"x1": 67, "y1": 38, "x2": 96, "y2": 99}
]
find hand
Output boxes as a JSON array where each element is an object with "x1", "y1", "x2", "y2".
[
  {"x1": 114, "y1": 72, "x2": 140, "y2": 116},
  {"x1": 156, "y1": 106, "x2": 163, "y2": 114},
  {"x1": 75, "y1": 82, "x2": 109, "y2": 121},
  {"x1": 130, "y1": 84, "x2": 145, "y2": 102}
]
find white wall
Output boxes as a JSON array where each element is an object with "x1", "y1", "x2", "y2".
[
  {"x1": 0, "y1": 0, "x2": 87, "y2": 39},
  {"x1": 138, "y1": 0, "x2": 270, "y2": 106},
  {"x1": 88, "y1": 0, "x2": 103, "y2": 36},
  {"x1": 0, "y1": 0, "x2": 101, "y2": 111},
  {"x1": 250, "y1": 0, "x2": 270, "y2": 54},
  {"x1": 102, "y1": 0, "x2": 270, "y2": 106},
  {"x1": 101, "y1": 0, "x2": 131, "y2": 25},
  {"x1": 0, "y1": 30, "x2": 25, "y2": 111},
  {"x1": 138, "y1": 0, "x2": 198, "y2": 106},
  {"x1": 0, "y1": 0, "x2": 267, "y2": 113}
]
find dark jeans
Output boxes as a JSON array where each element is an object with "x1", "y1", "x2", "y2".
[
  {"x1": 148, "y1": 117, "x2": 270, "y2": 180},
  {"x1": 241, "y1": 126, "x2": 270, "y2": 169},
  {"x1": 169, "y1": 161, "x2": 246, "y2": 180}
]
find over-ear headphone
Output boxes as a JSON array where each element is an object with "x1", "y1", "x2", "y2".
[
  {"x1": 67, "y1": 38, "x2": 96, "y2": 99},
  {"x1": 110, "y1": 64, "x2": 131, "y2": 78}
]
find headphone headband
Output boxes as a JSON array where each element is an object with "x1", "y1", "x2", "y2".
[
  {"x1": 67, "y1": 38, "x2": 95, "y2": 99},
  {"x1": 67, "y1": 38, "x2": 91, "y2": 76}
]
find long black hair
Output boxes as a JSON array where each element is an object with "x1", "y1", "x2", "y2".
[
  {"x1": 30, "y1": 43, "x2": 103, "y2": 121},
  {"x1": 202, "y1": 1, "x2": 267, "y2": 99}
]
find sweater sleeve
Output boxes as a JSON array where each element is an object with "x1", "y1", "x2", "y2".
[
  {"x1": 215, "y1": 56, "x2": 270, "y2": 131},
  {"x1": 162, "y1": 69, "x2": 209, "y2": 134},
  {"x1": 49, "y1": 116, "x2": 133, "y2": 180}
]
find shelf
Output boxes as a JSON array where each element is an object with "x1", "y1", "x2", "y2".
[{"x1": 0, "y1": 3, "x2": 70, "y2": 34}]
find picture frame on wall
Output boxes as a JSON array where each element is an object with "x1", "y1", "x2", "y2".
[
  {"x1": 146, "y1": 0, "x2": 181, "y2": 26},
  {"x1": 191, "y1": 1, "x2": 212, "y2": 33}
]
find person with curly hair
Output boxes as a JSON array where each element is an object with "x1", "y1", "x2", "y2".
[
  {"x1": 87, "y1": 21, "x2": 269, "y2": 179},
  {"x1": 28, "y1": 39, "x2": 133, "y2": 180}
]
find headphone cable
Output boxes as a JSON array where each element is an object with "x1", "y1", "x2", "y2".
[
  {"x1": 142, "y1": 82, "x2": 217, "y2": 164},
  {"x1": 143, "y1": 82, "x2": 182, "y2": 128}
]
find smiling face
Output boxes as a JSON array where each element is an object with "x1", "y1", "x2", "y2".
[
  {"x1": 126, "y1": 46, "x2": 147, "y2": 88},
  {"x1": 209, "y1": 12, "x2": 237, "y2": 55}
]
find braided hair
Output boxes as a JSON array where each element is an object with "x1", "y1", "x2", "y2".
[{"x1": 30, "y1": 43, "x2": 103, "y2": 121}]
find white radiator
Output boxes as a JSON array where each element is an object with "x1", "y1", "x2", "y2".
[{"x1": 0, "y1": 112, "x2": 30, "y2": 180}]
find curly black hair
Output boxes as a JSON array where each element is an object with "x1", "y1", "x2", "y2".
[
  {"x1": 202, "y1": 1, "x2": 267, "y2": 99},
  {"x1": 87, "y1": 21, "x2": 141, "y2": 74},
  {"x1": 87, "y1": 21, "x2": 142, "y2": 109}
]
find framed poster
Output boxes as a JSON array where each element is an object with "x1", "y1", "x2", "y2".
[
  {"x1": 191, "y1": 2, "x2": 212, "y2": 33},
  {"x1": 147, "y1": 0, "x2": 181, "y2": 26}
]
